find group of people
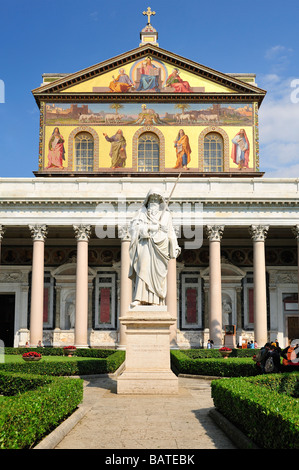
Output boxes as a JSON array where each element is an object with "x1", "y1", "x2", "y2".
[
  {"x1": 255, "y1": 339, "x2": 299, "y2": 373},
  {"x1": 25, "y1": 340, "x2": 43, "y2": 348},
  {"x1": 254, "y1": 341, "x2": 282, "y2": 373}
]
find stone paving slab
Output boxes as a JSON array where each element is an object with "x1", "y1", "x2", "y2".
[{"x1": 53, "y1": 376, "x2": 237, "y2": 450}]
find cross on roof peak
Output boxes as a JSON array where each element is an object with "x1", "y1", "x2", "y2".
[{"x1": 143, "y1": 7, "x2": 156, "y2": 25}]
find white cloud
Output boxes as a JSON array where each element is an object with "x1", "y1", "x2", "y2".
[
  {"x1": 89, "y1": 11, "x2": 99, "y2": 21},
  {"x1": 264, "y1": 45, "x2": 293, "y2": 75},
  {"x1": 265, "y1": 45, "x2": 293, "y2": 60},
  {"x1": 258, "y1": 74, "x2": 299, "y2": 177}
]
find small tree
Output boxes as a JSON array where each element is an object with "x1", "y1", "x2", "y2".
[
  {"x1": 175, "y1": 103, "x2": 191, "y2": 114},
  {"x1": 110, "y1": 103, "x2": 124, "y2": 115}
]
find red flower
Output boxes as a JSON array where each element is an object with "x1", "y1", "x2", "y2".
[
  {"x1": 219, "y1": 347, "x2": 232, "y2": 352},
  {"x1": 22, "y1": 351, "x2": 42, "y2": 358},
  {"x1": 63, "y1": 346, "x2": 76, "y2": 350}
]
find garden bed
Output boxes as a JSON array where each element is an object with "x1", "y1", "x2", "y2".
[
  {"x1": 0, "y1": 371, "x2": 83, "y2": 449},
  {"x1": 211, "y1": 372, "x2": 299, "y2": 449},
  {"x1": 171, "y1": 350, "x2": 259, "y2": 377},
  {"x1": 1, "y1": 350, "x2": 125, "y2": 376}
]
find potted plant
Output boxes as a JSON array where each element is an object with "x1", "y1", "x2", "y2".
[
  {"x1": 219, "y1": 347, "x2": 232, "y2": 359},
  {"x1": 22, "y1": 351, "x2": 42, "y2": 362},
  {"x1": 63, "y1": 346, "x2": 77, "y2": 357}
]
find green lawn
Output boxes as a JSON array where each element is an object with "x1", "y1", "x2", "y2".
[{"x1": 4, "y1": 355, "x2": 98, "y2": 364}]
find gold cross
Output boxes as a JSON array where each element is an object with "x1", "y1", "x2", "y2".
[{"x1": 143, "y1": 7, "x2": 156, "y2": 25}]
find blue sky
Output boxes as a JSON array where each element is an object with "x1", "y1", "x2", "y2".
[{"x1": 0, "y1": 0, "x2": 299, "y2": 177}]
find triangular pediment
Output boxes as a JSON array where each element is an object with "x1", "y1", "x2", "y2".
[{"x1": 32, "y1": 44, "x2": 266, "y2": 104}]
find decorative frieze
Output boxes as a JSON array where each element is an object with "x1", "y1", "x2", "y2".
[
  {"x1": 0, "y1": 270, "x2": 26, "y2": 282},
  {"x1": 269, "y1": 270, "x2": 298, "y2": 285}
]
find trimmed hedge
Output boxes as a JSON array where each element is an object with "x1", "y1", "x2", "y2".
[
  {"x1": 183, "y1": 348, "x2": 259, "y2": 359},
  {"x1": 0, "y1": 371, "x2": 83, "y2": 449},
  {"x1": 211, "y1": 373, "x2": 299, "y2": 449},
  {"x1": 4, "y1": 347, "x2": 116, "y2": 358},
  {"x1": 171, "y1": 350, "x2": 259, "y2": 377},
  {"x1": 0, "y1": 351, "x2": 125, "y2": 376},
  {"x1": 0, "y1": 371, "x2": 52, "y2": 396}
]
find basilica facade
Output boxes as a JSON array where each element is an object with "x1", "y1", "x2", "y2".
[{"x1": 1, "y1": 17, "x2": 299, "y2": 349}]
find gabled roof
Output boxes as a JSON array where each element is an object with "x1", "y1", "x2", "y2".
[{"x1": 32, "y1": 43, "x2": 266, "y2": 106}]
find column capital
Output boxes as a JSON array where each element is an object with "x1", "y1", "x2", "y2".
[
  {"x1": 118, "y1": 224, "x2": 131, "y2": 241},
  {"x1": 292, "y1": 225, "x2": 299, "y2": 239},
  {"x1": 249, "y1": 225, "x2": 269, "y2": 242},
  {"x1": 29, "y1": 224, "x2": 48, "y2": 241},
  {"x1": 73, "y1": 224, "x2": 91, "y2": 241},
  {"x1": 206, "y1": 225, "x2": 224, "y2": 242},
  {"x1": 0, "y1": 225, "x2": 5, "y2": 241}
]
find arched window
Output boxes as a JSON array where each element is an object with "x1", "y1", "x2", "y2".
[
  {"x1": 74, "y1": 132, "x2": 94, "y2": 171},
  {"x1": 203, "y1": 132, "x2": 224, "y2": 172},
  {"x1": 137, "y1": 132, "x2": 159, "y2": 172}
]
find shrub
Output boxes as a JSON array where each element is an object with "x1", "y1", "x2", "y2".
[
  {"x1": 0, "y1": 372, "x2": 83, "y2": 449},
  {"x1": 0, "y1": 371, "x2": 52, "y2": 396},
  {"x1": 0, "y1": 351, "x2": 125, "y2": 376},
  {"x1": 4, "y1": 347, "x2": 117, "y2": 358},
  {"x1": 171, "y1": 350, "x2": 259, "y2": 377},
  {"x1": 211, "y1": 373, "x2": 299, "y2": 449},
  {"x1": 5, "y1": 347, "x2": 64, "y2": 356},
  {"x1": 183, "y1": 348, "x2": 259, "y2": 359},
  {"x1": 106, "y1": 350, "x2": 125, "y2": 372}
]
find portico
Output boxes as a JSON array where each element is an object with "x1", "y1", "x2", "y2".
[{"x1": 0, "y1": 177, "x2": 299, "y2": 348}]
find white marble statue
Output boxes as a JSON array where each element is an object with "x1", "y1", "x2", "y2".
[
  {"x1": 129, "y1": 188, "x2": 181, "y2": 306},
  {"x1": 222, "y1": 299, "x2": 232, "y2": 327},
  {"x1": 67, "y1": 302, "x2": 75, "y2": 328}
]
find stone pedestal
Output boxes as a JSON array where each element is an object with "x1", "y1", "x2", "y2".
[
  {"x1": 117, "y1": 306, "x2": 178, "y2": 395},
  {"x1": 224, "y1": 335, "x2": 236, "y2": 349}
]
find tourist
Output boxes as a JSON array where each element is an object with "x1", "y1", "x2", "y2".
[
  {"x1": 260, "y1": 342, "x2": 271, "y2": 373},
  {"x1": 267, "y1": 344, "x2": 281, "y2": 372}
]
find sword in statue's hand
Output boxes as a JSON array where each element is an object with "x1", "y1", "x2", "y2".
[{"x1": 159, "y1": 172, "x2": 182, "y2": 221}]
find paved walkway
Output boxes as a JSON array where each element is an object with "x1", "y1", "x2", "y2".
[{"x1": 54, "y1": 376, "x2": 237, "y2": 450}]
